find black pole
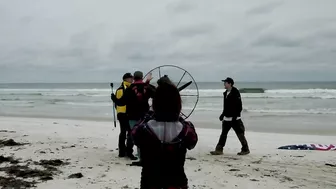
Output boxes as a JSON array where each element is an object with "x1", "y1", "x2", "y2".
[{"x1": 110, "y1": 83, "x2": 116, "y2": 128}]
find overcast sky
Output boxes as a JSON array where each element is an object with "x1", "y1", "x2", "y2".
[{"x1": 0, "y1": 0, "x2": 336, "y2": 83}]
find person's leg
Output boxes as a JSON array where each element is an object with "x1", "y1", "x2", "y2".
[
  {"x1": 210, "y1": 121, "x2": 232, "y2": 155},
  {"x1": 117, "y1": 114, "x2": 127, "y2": 157},
  {"x1": 129, "y1": 120, "x2": 141, "y2": 160},
  {"x1": 232, "y1": 119, "x2": 250, "y2": 155},
  {"x1": 124, "y1": 120, "x2": 137, "y2": 160}
]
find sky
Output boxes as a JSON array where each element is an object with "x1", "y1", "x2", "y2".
[{"x1": 0, "y1": 0, "x2": 336, "y2": 83}]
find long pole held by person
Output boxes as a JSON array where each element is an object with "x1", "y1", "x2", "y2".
[{"x1": 110, "y1": 83, "x2": 117, "y2": 128}]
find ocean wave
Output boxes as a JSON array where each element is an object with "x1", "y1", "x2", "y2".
[
  {"x1": 189, "y1": 107, "x2": 336, "y2": 114},
  {"x1": 181, "y1": 89, "x2": 336, "y2": 99},
  {"x1": 57, "y1": 102, "x2": 111, "y2": 107},
  {"x1": 1, "y1": 88, "x2": 336, "y2": 99},
  {"x1": 243, "y1": 108, "x2": 336, "y2": 115}
]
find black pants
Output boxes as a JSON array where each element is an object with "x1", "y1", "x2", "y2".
[
  {"x1": 217, "y1": 119, "x2": 249, "y2": 151},
  {"x1": 117, "y1": 113, "x2": 134, "y2": 156}
]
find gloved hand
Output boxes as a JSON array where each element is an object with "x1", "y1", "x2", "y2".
[
  {"x1": 219, "y1": 114, "x2": 224, "y2": 121},
  {"x1": 111, "y1": 93, "x2": 116, "y2": 102}
]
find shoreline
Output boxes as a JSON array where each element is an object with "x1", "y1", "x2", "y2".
[
  {"x1": 1, "y1": 116, "x2": 335, "y2": 188},
  {"x1": 2, "y1": 114, "x2": 336, "y2": 136}
]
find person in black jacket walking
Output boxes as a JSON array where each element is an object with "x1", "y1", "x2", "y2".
[{"x1": 210, "y1": 77, "x2": 250, "y2": 155}]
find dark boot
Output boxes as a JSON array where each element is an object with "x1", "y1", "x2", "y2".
[
  {"x1": 127, "y1": 154, "x2": 138, "y2": 160},
  {"x1": 237, "y1": 150, "x2": 250, "y2": 155},
  {"x1": 210, "y1": 145, "x2": 224, "y2": 155},
  {"x1": 130, "y1": 161, "x2": 142, "y2": 166},
  {"x1": 236, "y1": 133, "x2": 249, "y2": 155}
]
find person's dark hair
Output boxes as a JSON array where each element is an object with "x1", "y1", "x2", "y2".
[
  {"x1": 133, "y1": 71, "x2": 143, "y2": 81},
  {"x1": 152, "y1": 82, "x2": 181, "y2": 122},
  {"x1": 157, "y1": 75, "x2": 174, "y2": 86},
  {"x1": 122, "y1": 73, "x2": 133, "y2": 81}
]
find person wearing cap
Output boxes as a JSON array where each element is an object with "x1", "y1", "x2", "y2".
[
  {"x1": 210, "y1": 77, "x2": 250, "y2": 156},
  {"x1": 112, "y1": 71, "x2": 155, "y2": 165},
  {"x1": 113, "y1": 73, "x2": 137, "y2": 160}
]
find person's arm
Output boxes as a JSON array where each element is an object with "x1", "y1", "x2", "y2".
[
  {"x1": 219, "y1": 92, "x2": 225, "y2": 121},
  {"x1": 232, "y1": 89, "x2": 242, "y2": 120},
  {"x1": 183, "y1": 121, "x2": 198, "y2": 150},
  {"x1": 144, "y1": 72, "x2": 153, "y2": 84},
  {"x1": 236, "y1": 91, "x2": 243, "y2": 114},
  {"x1": 148, "y1": 84, "x2": 156, "y2": 98},
  {"x1": 112, "y1": 87, "x2": 130, "y2": 106}
]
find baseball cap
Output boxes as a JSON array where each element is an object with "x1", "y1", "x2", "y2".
[
  {"x1": 122, "y1": 73, "x2": 133, "y2": 80},
  {"x1": 133, "y1": 71, "x2": 143, "y2": 79},
  {"x1": 222, "y1": 77, "x2": 234, "y2": 85}
]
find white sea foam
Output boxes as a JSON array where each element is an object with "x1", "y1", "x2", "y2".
[{"x1": 2, "y1": 88, "x2": 336, "y2": 99}]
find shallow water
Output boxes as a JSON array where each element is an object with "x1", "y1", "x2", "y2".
[{"x1": 1, "y1": 82, "x2": 336, "y2": 135}]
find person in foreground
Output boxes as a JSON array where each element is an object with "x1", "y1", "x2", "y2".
[
  {"x1": 210, "y1": 77, "x2": 250, "y2": 155},
  {"x1": 112, "y1": 73, "x2": 137, "y2": 160},
  {"x1": 131, "y1": 80, "x2": 198, "y2": 189}
]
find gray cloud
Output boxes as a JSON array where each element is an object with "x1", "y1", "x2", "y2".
[
  {"x1": 166, "y1": 1, "x2": 195, "y2": 14},
  {"x1": 251, "y1": 34, "x2": 302, "y2": 47},
  {"x1": 170, "y1": 24, "x2": 215, "y2": 38},
  {"x1": 246, "y1": 1, "x2": 283, "y2": 15},
  {"x1": 0, "y1": 0, "x2": 336, "y2": 82}
]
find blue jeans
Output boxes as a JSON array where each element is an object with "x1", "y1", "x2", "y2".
[{"x1": 129, "y1": 120, "x2": 141, "y2": 160}]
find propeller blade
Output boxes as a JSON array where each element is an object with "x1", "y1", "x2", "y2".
[{"x1": 178, "y1": 81, "x2": 192, "y2": 92}]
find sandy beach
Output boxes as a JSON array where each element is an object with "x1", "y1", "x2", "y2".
[{"x1": 0, "y1": 116, "x2": 335, "y2": 189}]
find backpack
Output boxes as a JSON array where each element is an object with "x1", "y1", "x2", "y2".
[{"x1": 132, "y1": 84, "x2": 148, "y2": 102}]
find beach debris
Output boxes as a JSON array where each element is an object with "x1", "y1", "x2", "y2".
[
  {"x1": 252, "y1": 158, "x2": 263, "y2": 164},
  {"x1": 0, "y1": 165, "x2": 53, "y2": 180},
  {"x1": 62, "y1": 145, "x2": 76, "y2": 149},
  {"x1": 35, "y1": 159, "x2": 70, "y2": 172},
  {"x1": 121, "y1": 185, "x2": 131, "y2": 188},
  {"x1": 0, "y1": 176, "x2": 36, "y2": 188},
  {"x1": 61, "y1": 145, "x2": 76, "y2": 149},
  {"x1": 229, "y1": 169, "x2": 240, "y2": 172},
  {"x1": 0, "y1": 139, "x2": 28, "y2": 147},
  {"x1": 226, "y1": 157, "x2": 239, "y2": 161},
  {"x1": 290, "y1": 155, "x2": 305, "y2": 158},
  {"x1": 0, "y1": 156, "x2": 19, "y2": 164},
  {"x1": 236, "y1": 174, "x2": 249, "y2": 178},
  {"x1": 186, "y1": 157, "x2": 197, "y2": 161},
  {"x1": 325, "y1": 163, "x2": 336, "y2": 167},
  {"x1": 250, "y1": 179, "x2": 259, "y2": 182},
  {"x1": 290, "y1": 185, "x2": 306, "y2": 188},
  {"x1": 0, "y1": 130, "x2": 16, "y2": 133},
  {"x1": 280, "y1": 176, "x2": 294, "y2": 182},
  {"x1": 68, "y1": 173, "x2": 83, "y2": 179}
]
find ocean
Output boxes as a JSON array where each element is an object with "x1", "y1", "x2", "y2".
[{"x1": 1, "y1": 82, "x2": 336, "y2": 135}]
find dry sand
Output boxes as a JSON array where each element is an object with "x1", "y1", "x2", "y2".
[{"x1": 0, "y1": 116, "x2": 335, "y2": 189}]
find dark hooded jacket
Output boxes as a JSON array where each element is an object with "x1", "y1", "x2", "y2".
[
  {"x1": 131, "y1": 114, "x2": 198, "y2": 189},
  {"x1": 222, "y1": 87, "x2": 243, "y2": 119}
]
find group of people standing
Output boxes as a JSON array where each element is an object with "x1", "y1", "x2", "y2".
[{"x1": 110, "y1": 71, "x2": 249, "y2": 189}]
